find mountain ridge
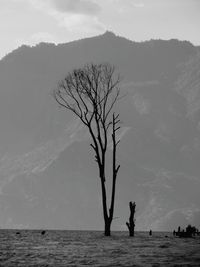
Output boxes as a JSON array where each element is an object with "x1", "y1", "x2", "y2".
[{"x1": 0, "y1": 32, "x2": 200, "y2": 230}]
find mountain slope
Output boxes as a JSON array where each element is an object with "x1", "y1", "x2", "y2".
[{"x1": 0, "y1": 32, "x2": 199, "y2": 230}]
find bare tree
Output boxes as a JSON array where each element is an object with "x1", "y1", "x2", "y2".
[{"x1": 53, "y1": 63, "x2": 121, "y2": 236}]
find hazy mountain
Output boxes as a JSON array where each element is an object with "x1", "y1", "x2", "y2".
[{"x1": 0, "y1": 31, "x2": 200, "y2": 231}]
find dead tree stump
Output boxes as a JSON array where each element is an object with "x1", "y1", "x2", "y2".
[{"x1": 126, "y1": 201, "x2": 136, "y2": 237}]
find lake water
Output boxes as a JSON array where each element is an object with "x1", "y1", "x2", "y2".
[{"x1": 0, "y1": 230, "x2": 199, "y2": 266}]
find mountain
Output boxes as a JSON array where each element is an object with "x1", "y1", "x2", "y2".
[{"x1": 0, "y1": 31, "x2": 200, "y2": 231}]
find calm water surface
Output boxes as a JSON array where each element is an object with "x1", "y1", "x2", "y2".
[{"x1": 0, "y1": 230, "x2": 200, "y2": 266}]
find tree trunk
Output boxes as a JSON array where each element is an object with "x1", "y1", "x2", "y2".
[
  {"x1": 98, "y1": 113, "x2": 120, "y2": 237},
  {"x1": 104, "y1": 219, "x2": 111, "y2": 236},
  {"x1": 99, "y1": 177, "x2": 112, "y2": 237},
  {"x1": 126, "y1": 223, "x2": 134, "y2": 237},
  {"x1": 126, "y1": 201, "x2": 136, "y2": 237}
]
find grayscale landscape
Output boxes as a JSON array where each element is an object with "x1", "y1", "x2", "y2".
[{"x1": 0, "y1": 0, "x2": 200, "y2": 266}]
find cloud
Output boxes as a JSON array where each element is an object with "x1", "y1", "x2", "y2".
[
  {"x1": 25, "y1": 0, "x2": 104, "y2": 34},
  {"x1": 57, "y1": 13, "x2": 105, "y2": 33},
  {"x1": 27, "y1": 0, "x2": 101, "y2": 15},
  {"x1": 109, "y1": 0, "x2": 144, "y2": 7},
  {"x1": 106, "y1": 0, "x2": 144, "y2": 14},
  {"x1": 133, "y1": 2, "x2": 144, "y2": 8},
  {"x1": 51, "y1": 0, "x2": 101, "y2": 15}
]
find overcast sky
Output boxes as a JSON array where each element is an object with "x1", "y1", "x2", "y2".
[{"x1": 0, "y1": 0, "x2": 200, "y2": 59}]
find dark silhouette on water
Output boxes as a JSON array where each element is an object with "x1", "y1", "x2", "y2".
[
  {"x1": 41, "y1": 230, "x2": 46, "y2": 235},
  {"x1": 174, "y1": 225, "x2": 199, "y2": 238},
  {"x1": 126, "y1": 201, "x2": 136, "y2": 237},
  {"x1": 178, "y1": 226, "x2": 181, "y2": 234},
  {"x1": 149, "y1": 230, "x2": 152, "y2": 236}
]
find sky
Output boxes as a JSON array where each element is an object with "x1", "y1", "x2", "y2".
[{"x1": 0, "y1": 0, "x2": 200, "y2": 59}]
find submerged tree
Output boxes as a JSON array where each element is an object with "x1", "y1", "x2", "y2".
[
  {"x1": 126, "y1": 201, "x2": 136, "y2": 237},
  {"x1": 53, "y1": 63, "x2": 121, "y2": 236}
]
